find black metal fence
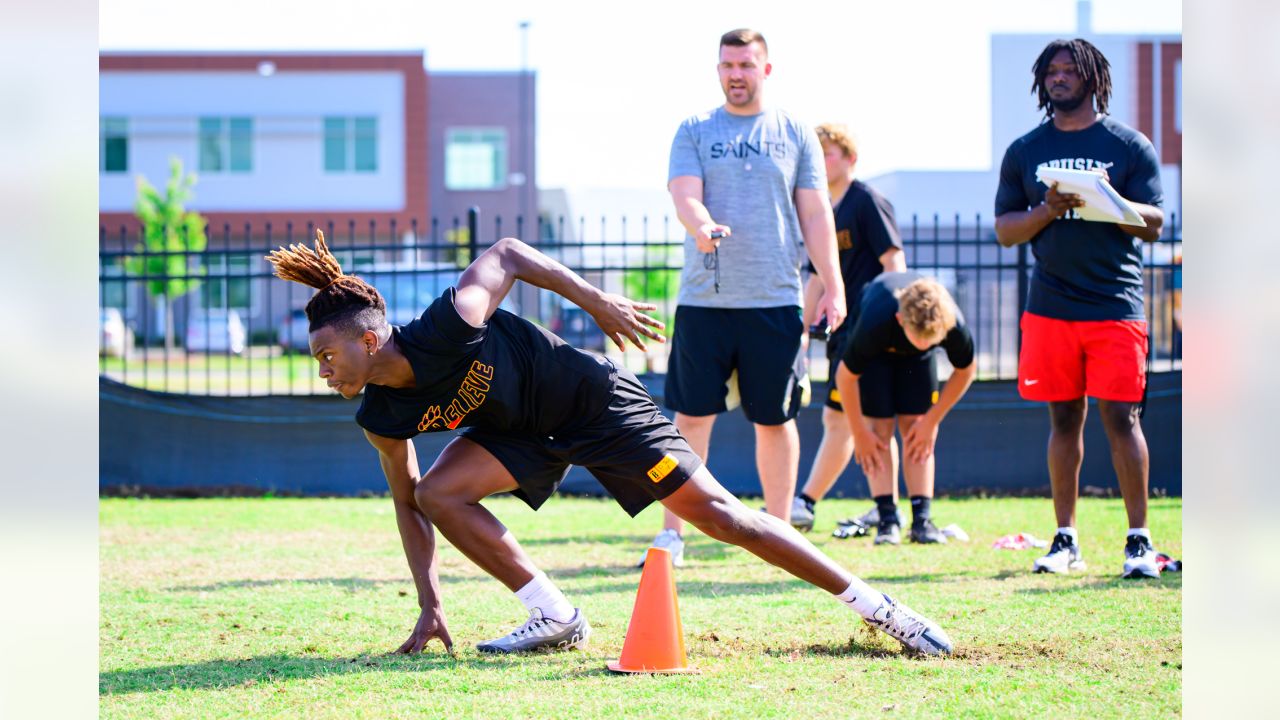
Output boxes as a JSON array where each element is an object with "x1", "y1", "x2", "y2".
[{"x1": 98, "y1": 210, "x2": 1182, "y2": 396}]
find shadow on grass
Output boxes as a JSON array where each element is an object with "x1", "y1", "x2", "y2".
[
  {"x1": 517, "y1": 534, "x2": 658, "y2": 548},
  {"x1": 166, "y1": 575, "x2": 473, "y2": 593},
  {"x1": 100, "y1": 651, "x2": 512, "y2": 695},
  {"x1": 759, "y1": 638, "x2": 901, "y2": 660},
  {"x1": 1014, "y1": 572, "x2": 1183, "y2": 594}
]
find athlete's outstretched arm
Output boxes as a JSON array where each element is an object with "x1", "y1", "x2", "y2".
[
  {"x1": 364, "y1": 429, "x2": 453, "y2": 655},
  {"x1": 453, "y1": 236, "x2": 666, "y2": 350}
]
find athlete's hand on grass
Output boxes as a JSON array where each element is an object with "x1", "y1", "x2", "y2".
[
  {"x1": 853, "y1": 428, "x2": 888, "y2": 476},
  {"x1": 903, "y1": 414, "x2": 940, "y2": 464},
  {"x1": 394, "y1": 605, "x2": 454, "y2": 655},
  {"x1": 589, "y1": 293, "x2": 667, "y2": 352},
  {"x1": 1044, "y1": 182, "x2": 1085, "y2": 218}
]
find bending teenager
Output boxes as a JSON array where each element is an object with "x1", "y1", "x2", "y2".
[{"x1": 264, "y1": 231, "x2": 952, "y2": 657}]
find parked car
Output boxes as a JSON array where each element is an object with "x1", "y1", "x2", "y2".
[
  {"x1": 186, "y1": 309, "x2": 247, "y2": 355},
  {"x1": 549, "y1": 306, "x2": 606, "y2": 351},
  {"x1": 278, "y1": 308, "x2": 311, "y2": 353},
  {"x1": 99, "y1": 307, "x2": 135, "y2": 358}
]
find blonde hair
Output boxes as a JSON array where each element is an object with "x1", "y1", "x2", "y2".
[
  {"x1": 815, "y1": 123, "x2": 857, "y2": 160},
  {"x1": 896, "y1": 278, "x2": 957, "y2": 345}
]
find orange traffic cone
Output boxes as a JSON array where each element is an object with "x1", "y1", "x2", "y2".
[{"x1": 607, "y1": 547, "x2": 698, "y2": 674}]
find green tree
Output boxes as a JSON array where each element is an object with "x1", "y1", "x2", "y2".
[{"x1": 126, "y1": 157, "x2": 208, "y2": 352}]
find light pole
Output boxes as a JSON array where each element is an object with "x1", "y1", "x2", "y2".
[{"x1": 518, "y1": 21, "x2": 531, "y2": 240}]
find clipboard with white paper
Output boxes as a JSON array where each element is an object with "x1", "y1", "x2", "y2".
[{"x1": 1034, "y1": 166, "x2": 1147, "y2": 227}]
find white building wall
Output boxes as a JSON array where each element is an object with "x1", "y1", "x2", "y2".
[{"x1": 100, "y1": 71, "x2": 405, "y2": 212}]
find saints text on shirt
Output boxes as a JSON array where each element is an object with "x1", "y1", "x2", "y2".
[
  {"x1": 709, "y1": 140, "x2": 788, "y2": 160},
  {"x1": 417, "y1": 360, "x2": 495, "y2": 432}
]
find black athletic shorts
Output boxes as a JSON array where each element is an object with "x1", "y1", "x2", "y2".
[
  {"x1": 823, "y1": 329, "x2": 851, "y2": 411},
  {"x1": 857, "y1": 349, "x2": 939, "y2": 418},
  {"x1": 460, "y1": 364, "x2": 703, "y2": 517},
  {"x1": 665, "y1": 305, "x2": 804, "y2": 425}
]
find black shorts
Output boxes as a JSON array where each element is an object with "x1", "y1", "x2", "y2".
[
  {"x1": 665, "y1": 305, "x2": 804, "y2": 425},
  {"x1": 857, "y1": 350, "x2": 939, "y2": 418},
  {"x1": 461, "y1": 365, "x2": 703, "y2": 517},
  {"x1": 823, "y1": 330, "x2": 851, "y2": 411}
]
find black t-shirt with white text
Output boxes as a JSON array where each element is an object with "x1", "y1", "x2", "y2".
[
  {"x1": 995, "y1": 116, "x2": 1163, "y2": 321},
  {"x1": 841, "y1": 272, "x2": 975, "y2": 375},
  {"x1": 356, "y1": 288, "x2": 616, "y2": 440}
]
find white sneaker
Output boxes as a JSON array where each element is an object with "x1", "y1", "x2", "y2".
[
  {"x1": 1033, "y1": 532, "x2": 1086, "y2": 574},
  {"x1": 475, "y1": 608, "x2": 591, "y2": 654},
  {"x1": 1122, "y1": 534, "x2": 1161, "y2": 579},
  {"x1": 864, "y1": 594, "x2": 954, "y2": 656},
  {"x1": 638, "y1": 528, "x2": 684, "y2": 568}
]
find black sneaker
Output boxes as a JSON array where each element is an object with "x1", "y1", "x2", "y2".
[
  {"x1": 1122, "y1": 534, "x2": 1160, "y2": 579},
  {"x1": 874, "y1": 518, "x2": 901, "y2": 546},
  {"x1": 909, "y1": 519, "x2": 947, "y2": 544}
]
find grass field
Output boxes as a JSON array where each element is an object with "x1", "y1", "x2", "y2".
[{"x1": 100, "y1": 496, "x2": 1181, "y2": 718}]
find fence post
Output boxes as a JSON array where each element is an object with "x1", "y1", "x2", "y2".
[
  {"x1": 1015, "y1": 243, "x2": 1029, "y2": 352},
  {"x1": 467, "y1": 206, "x2": 480, "y2": 264}
]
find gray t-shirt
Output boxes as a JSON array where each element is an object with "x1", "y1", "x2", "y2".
[{"x1": 668, "y1": 107, "x2": 826, "y2": 308}]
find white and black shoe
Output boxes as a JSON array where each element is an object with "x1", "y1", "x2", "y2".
[
  {"x1": 864, "y1": 594, "x2": 954, "y2": 656},
  {"x1": 1122, "y1": 534, "x2": 1161, "y2": 579},
  {"x1": 1033, "y1": 532, "x2": 1086, "y2": 574},
  {"x1": 476, "y1": 608, "x2": 591, "y2": 654},
  {"x1": 637, "y1": 528, "x2": 684, "y2": 568}
]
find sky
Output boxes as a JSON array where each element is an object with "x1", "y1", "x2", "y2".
[{"x1": 99, "y1": 0, "x2": 1182, "y2": 193}]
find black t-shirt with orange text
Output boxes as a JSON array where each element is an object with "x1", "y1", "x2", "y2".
[{"x1": 356, "y1": 288, "x2": 617, "y2": 440}]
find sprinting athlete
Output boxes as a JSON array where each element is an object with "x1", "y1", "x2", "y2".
[{"x1": 263, "y1": 230, "x2": 953, "y2": 657}]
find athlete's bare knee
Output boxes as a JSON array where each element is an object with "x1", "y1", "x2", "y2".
[
  {"x1": 822, "y1": 408, "x2": 848, "y2": 435},
  {"x1": 1099, "y1": 401, "x2": 1141, "y2": 436},
  {"x1": 414, "y1": 474, "x2": 460, "y2": 519}
]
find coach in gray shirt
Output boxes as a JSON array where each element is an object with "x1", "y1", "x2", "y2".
[{"x1": 639, "y1": 28, "x2": 846, "y2": 567}]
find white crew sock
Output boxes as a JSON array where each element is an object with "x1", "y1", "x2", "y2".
[
  {"x1": 835, "y1": 576, "x2": 886, "y2": 619},
  {"x1": 1057, "y1": 526, "x2": 1078, "y2": 542},
  {"x1": 1127, "y1": 527, "x2": 1151, "y2": 541},
  {"x1": 514, "y1": 572, "x2": 575, "y2": 623}
]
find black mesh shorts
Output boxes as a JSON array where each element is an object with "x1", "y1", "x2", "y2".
[
  {"x1": 858, "y1": 350, "x2": 939, "y2": 418},
  {"x1": 664, "y1": 305, "x2": 805, "y2": 425},
  {"x1": 461, "y1": 365, "x2": 703, "y2": 517}
]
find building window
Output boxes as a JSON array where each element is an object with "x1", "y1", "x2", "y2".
[
  {"x1": 101, "y1": 117, "x2": 128, "y2": 173},
  {"x1": 324, "y1": 116, "x2": 378, "y2": 173},
  {"x1": 199, "y1": 117, "x2": 253, "y2": 173},
  {"x1": 445, "y1": 128, "x2": 507, "y2": 190}
]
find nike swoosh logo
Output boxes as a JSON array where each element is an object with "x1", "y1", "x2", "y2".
[{"x1": 1023, "y1": 379, "x2": 1039, "y2": 386}]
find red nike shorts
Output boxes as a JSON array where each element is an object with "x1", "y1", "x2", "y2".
[{"x1": 1017, "y1": 312, "x2": 1148, "y2": 402}]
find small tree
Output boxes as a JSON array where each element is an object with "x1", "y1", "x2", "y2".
[{"x1": 127, "y1": 158, "x2": 208, "y2": 352}]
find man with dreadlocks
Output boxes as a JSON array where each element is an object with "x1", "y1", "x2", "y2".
[
  {"x1": 265, "y1": 230, "x2": 954, "y2": 657},
  {"x1": 994, "y1": 38, "x2": 1166, "y2": 578}
]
